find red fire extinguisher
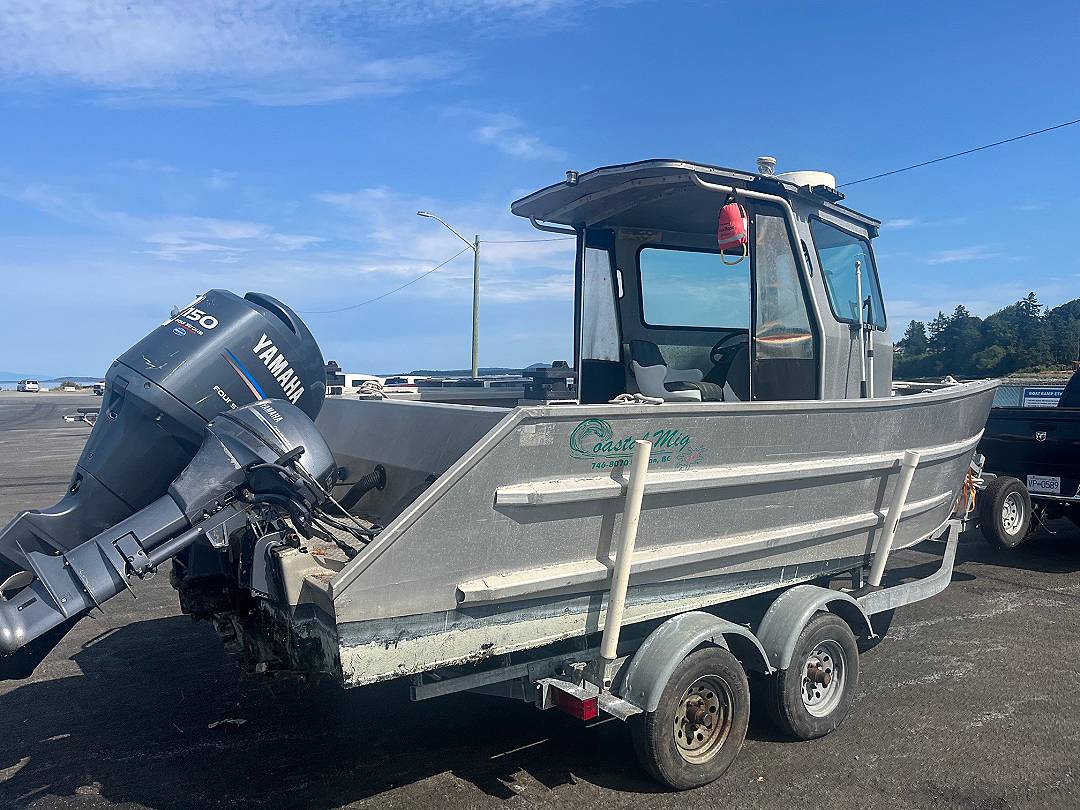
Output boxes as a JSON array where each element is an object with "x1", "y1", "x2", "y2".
[{"x1": 716, "y1": 197, "x2": 748, "y2": 265}]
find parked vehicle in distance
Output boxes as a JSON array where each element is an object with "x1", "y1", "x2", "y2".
[
  {"x1": 16, "y1": 380, "x2": 40, "y2": 392},
  {"x1": 976, "y1": 368, "x2": 1080, "y2": 548},
  {"x1": 343, "y1": 373, "x2": 384, "y2": 392},
  {"x1": 93, "y1": 382, "x2": 106, "y2": 396}
]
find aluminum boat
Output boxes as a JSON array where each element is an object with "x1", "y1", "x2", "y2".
[{"x1": 224, "y1": 159, "x2": 997, "y2": 686}]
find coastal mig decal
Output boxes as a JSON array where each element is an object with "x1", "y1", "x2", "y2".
[{"x1": 569, "y1": 418, "x2": 705, "y2": 469}]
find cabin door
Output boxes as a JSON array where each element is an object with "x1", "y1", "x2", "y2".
[{"x1": 750, "y1": 209, "x2": 819, "y2": 400}]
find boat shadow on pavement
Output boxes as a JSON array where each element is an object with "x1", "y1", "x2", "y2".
[
  {"x1": 0, "y1": 615, "x2": 660, "y2": 808},
  {"x1": 956, "y1": 519, "x2": 1080, "y2": 576}
]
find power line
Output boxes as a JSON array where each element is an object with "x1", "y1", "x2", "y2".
[
  {"x1": 298, "y1": 235, "x2": 574, "y2": 314},
  {"x1": 482, "y1": 236, "x2": 575, "y2": 244},
  {"x1": 299, "y1": 247, "x2": 471, "y2": 314},
  {"x1": 840, "y1": 117, "x2": 1080, "y2": 187}
]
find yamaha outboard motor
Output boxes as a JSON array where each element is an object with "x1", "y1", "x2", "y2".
[
  {"x1": 0, "y1": 290, "x2": 324, "y2": 576},
  {"x1": 0, "y1": 290, "x2": 329, "y2": 676},
  {"x1": 0, "y1": 398, "x2": 337, "y2": 677}
]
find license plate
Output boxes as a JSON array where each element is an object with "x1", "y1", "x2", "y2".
[{"x1": 1027, "y1": 475, "x2": 1061, "y2": 495}]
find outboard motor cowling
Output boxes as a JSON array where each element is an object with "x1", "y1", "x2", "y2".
[
  {"x1": 0, "y1": 398, "x2": 338, "y2": 678},
  {"x1": 0, "y1": 290, "x2": 325, "y2": 577}
]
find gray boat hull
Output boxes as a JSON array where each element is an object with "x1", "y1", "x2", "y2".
[{"x1": 312, "y1": 380, "x2": 996, "y2": 686}]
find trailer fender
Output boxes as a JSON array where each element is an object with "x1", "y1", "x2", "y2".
[
  {"x1": 616, "y1": 611, "x2": 771, "y2": 712},
  {"x1": 756, "y1": 585, "x2": 874, "y2": 672}
]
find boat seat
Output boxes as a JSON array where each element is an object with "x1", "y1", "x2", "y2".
[{"x1": 629, "y1": 340, "x2": 723, "y2": 402}]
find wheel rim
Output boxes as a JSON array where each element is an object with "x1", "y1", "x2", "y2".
[
  {"x1": 1001, "y1": 492, "x2": 1025, "y2": 536},
  {"x1": 802, "y1": 639, "x2": 846, "y2": 718},
  {"x1": 673, "y1": 675, "x2": 734, "y2": 763}
]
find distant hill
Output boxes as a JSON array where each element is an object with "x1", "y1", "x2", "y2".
[
  {"x1": 0, "y1": 374, "x2": 101, "y2": 383},
  {"x1": 44, "y1": 376, "x2": 103, "y2": 384}
]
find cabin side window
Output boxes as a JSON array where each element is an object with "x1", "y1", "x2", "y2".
[
  {"x1": 638, "y1": 247, "x2": 750, "y2": 330},
  {"x1": 809, "y1": 218, "x2": 886, "y2": 330},
  {"x1": 580, "y1": 248, "x2": 621, "y2": 362},
  {"x1": 577, "y1": 244, "x2": 626, "y2": 404}
]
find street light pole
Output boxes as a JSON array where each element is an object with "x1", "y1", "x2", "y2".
[
  {"x1": 471, "y1": 234, "x2": 480, "y2": 380},
  {"x1": 417, "y1": 211, "x2": 480, "y2": 378}
]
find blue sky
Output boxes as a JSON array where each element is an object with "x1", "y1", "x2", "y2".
[{"x1": 1, "y1": 0, "x2": 1077, "y2": 377}]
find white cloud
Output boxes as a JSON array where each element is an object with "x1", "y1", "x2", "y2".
[
  {"x1": 352, "y1": 0, "x2": 593, "y2": 28},
  {"x1": 142, "y1": 221, "x2": 323, "y2": 261},
  {"x1": 886, "y1": 275, "x2": 1080, "y2": 335},
  {"x1": 926, "y1": 245, "x2": 1000, "y2": 265},
  {"x1": 206, "y1": 169, "x2": 238, "y2": 192},
  {"x1": 107, "y1": 160, "x2": 239, "y2": 193},
  {"x1": 314, "y1": 186, "x2": 574, "y2": 268},
  {"x1": 882, "y1": 217, "x2": 919, "y2": 230},
  {"x1": 2, "y1": 173, "x2": 575, "y2": 333},
  {"x1": 2, "y1": 182, "x2": 322, "y2": 259},
  {"x1": 0, "y1": 1, "x2": 606, "y2": 106},
  {"x1": 0, "y1": 1, "x2": 456, "y2": 105},
  {"x1": 474, "y1": 114, "x2": 566, "y2": 160},
  {"x1": 306, "y1": 185, "x2": 575, "y2": 307},
  {"x1": 482, "y1": 272, "x2": 573, "y2": 302},
  {"x1": 446, "y1": 109, "x2": 566, "y2": 161},
  {"x1": 880, "y1": 215, "x2": 967, "y2": 231}
]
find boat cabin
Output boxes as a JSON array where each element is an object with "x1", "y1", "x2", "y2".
[{"x1": 511, "y1": 159, "x2": 892, "y2": 404}]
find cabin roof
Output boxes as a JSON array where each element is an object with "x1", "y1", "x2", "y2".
[{"x1": 510, "y1": 159, "x2": 881, "y2": 234}]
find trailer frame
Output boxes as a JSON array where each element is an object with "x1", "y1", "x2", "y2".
[{"x1": 408, "y1": 519, "x2": 959, "y2": 783}]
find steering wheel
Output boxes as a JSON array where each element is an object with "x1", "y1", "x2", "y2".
[
  {"x1": 709, "y1": 332, "x2": 747, "y2": 365},
  {"x1": 705, "y1": 333, "x2": 747, "y2": 387}
]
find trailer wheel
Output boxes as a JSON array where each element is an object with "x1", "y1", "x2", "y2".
[
  {"x1": 630, "y1": 646, "x2": 749, "y2": 790},
  {"x1": 767, "y1": 612, "x2": 859, "y2": 740},
  {"x1": 978, "y1": 476, "x2": 1032, "y2": 550}
]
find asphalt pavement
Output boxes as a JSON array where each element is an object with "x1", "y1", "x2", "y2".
[{"x1": 1, "y1": 391, "x2": 1078, "y2": 809}]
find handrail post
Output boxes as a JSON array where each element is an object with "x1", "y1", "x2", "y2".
[
  {"x1": 595, "y1": 439, "x2": 651, "y2": 688},
  {"x1": 869, "y1": 450, "x2": 921, "y2": 587}
]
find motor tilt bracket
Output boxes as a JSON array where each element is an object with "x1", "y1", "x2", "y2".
[{"x1": 114, "y1": 533, "x2": 154, "y2": 579}]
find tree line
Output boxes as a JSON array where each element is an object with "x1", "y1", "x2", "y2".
[{"x1": 894, "y1": 292, "x2": 1080, "y2": 379}]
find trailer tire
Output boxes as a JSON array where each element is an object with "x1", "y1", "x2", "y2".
[
  {"x1": 978, "y1": 476, "x2": 1032, "y2": 550},
  {"x1": 630, "y1": 646, "x2": 749, "y2": 790},
  {"x1": 766, "y1": 612, "x2": 859, "y2": 740}
]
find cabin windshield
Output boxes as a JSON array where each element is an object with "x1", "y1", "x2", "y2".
[{"x1": 809, "y1": 218, "x2": 886, "y2": 330}]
